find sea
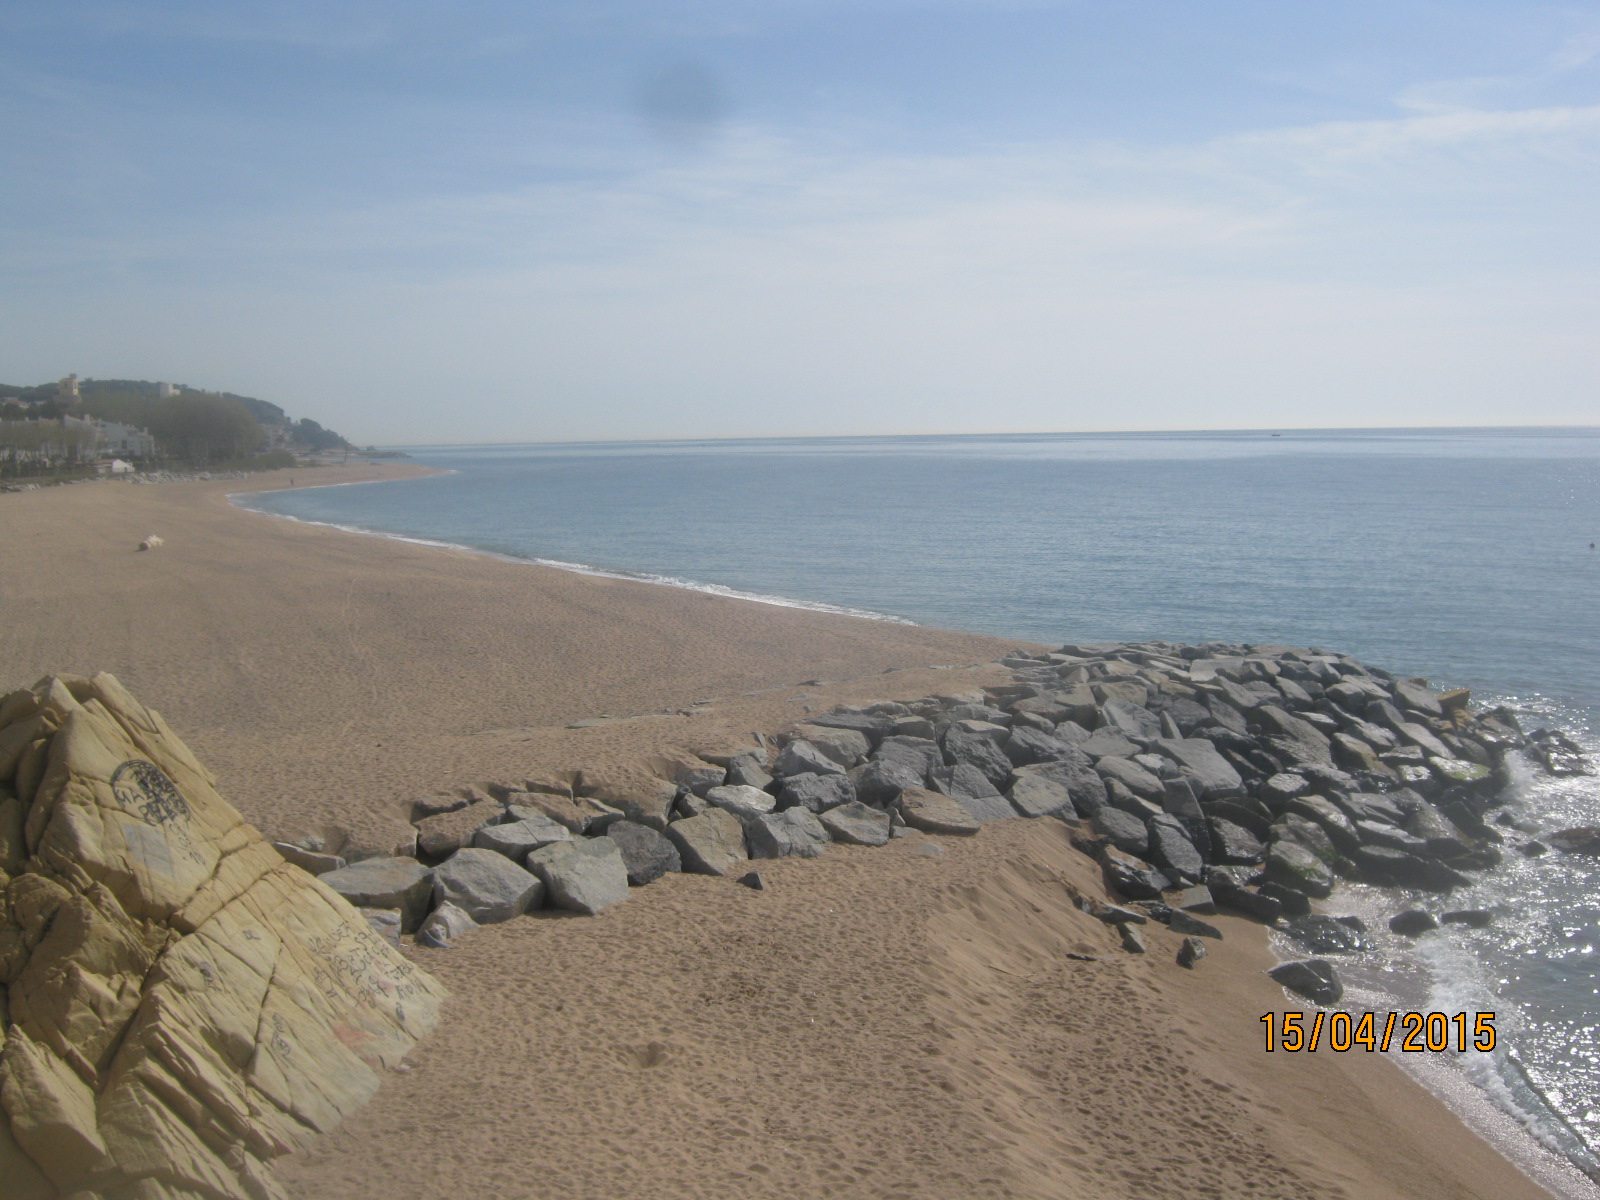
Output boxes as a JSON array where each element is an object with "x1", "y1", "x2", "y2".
[{"x1": 239, "y1": 427, "x2": 1600, "y2": 1194}]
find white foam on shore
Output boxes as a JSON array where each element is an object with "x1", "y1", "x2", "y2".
[
  {"x1": 1269, "y1": 694, "x2": 1600, "y2": 1200},
  {"x1": 227, "y1": 489, "x2": 918, "y2": 626}
]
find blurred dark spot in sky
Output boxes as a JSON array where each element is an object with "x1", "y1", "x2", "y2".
[{"x1": 634, "y1": 61, "x2": 728, "y2": 147}]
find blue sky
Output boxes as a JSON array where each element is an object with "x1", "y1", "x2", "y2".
[{"x1": 2, "y1": 1, "x2": 1596, "y2": 442}]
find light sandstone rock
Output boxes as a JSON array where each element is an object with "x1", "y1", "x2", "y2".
[{"x1": 0, "y1": 673, "x2": 445, "y2": 1200}]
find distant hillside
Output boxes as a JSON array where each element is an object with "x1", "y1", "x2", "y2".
[
  {"x1": 0, "y1": 378, "x2": 352, "y2": 451},
  {"x1": 78, "y1": 379, "x2": 291, "y2": 428}
]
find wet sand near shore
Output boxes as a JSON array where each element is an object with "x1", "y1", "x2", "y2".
[{"x1": 0, "y1": 464, "x2": 1563, "y2": 1199}]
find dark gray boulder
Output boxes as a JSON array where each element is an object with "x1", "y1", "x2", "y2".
[
  {"x1": 1095, "y1": 756, "x2": 1166, "y2": 801},
  {"x1": 526, "y1": 837, "x2": 631, "y2": 915},
  {"x1": 1208, "y1": 817, "x2": 1265, "y2": 865},
  {"x1": 321, "y1": 857, "x2": 436, "y2": 932},
  {"x1": 1354, "y1": 819, "x2": 1429, "y2": 855},
  {"x1": 1203, "y1": 799, "x2": 1273, "y2": 840},
  {"x1": 1148, "y1": 815, "x2": 1204, "y2": 881},
  {"x1": 778, "y1": 772, "x2": 857, "y2": 813},
  {"x1": 1394, "y1": 680, "x2": 1444, "y2": 717},
  {"x1": 1151, "y1": 738, "x2": 1244, "y2": 798},
  {"x1": 1206, "y1": 697, "x2": 1250, "y2": 736},
  {"x1": 1013, "y1": 750, "x2": 1108, "y2": 815},
  {"x1": 726, "y1": 752, "x2": 775, "y2": 791},
  {"x1": 1275, "y1": 814, "x2": 1340, "y2": 867},
  {"x1": 1389, "y1": 909, "x2": 1438, "y2": 936},
  {"x1": 928, "y1": 762, "x2": 1000, "y2": 802},
  {"x1": 431, "y1": 847, "x2": 543, "y2": 923},
  {"x1": 1007, "y1": 772, "x2": 1077, "y2": 818},
  {"x1": 1285, "y1": 915, "x2": 1370, "y2": 954},
  {"x1": 1268, "y1": 959, "x2": 1343, "y2": 1005},
  {"x1": 818, "y1": 801, "x2": 892, "y2": 846},
  {"x1": 705, "y1": 784, "x2": 778, "y2": 820},
  {"x1": 745, "y1": 808, "x2": 831, "y2": 859},
  {"x1": 852, "y1": 757, "x2": 923, "y2": 807},
  {"x1": 1099, "y1": 845, "x2": 1172, "y2": 900},
  {"x1": 676, "y1": 761, "x2": 728, "y2": 796},
  {"x1": 806, "y1": 711, "x2": 894, "y2": 745},
  {"x1": 1002, "y1": 726, "x2": 1077, "y2": 766},
  {"x1": 1264, "y1": 841, "x2": 1334, "y2": 898},
  {"x1": 1169, "y1": 909, "x2": 1223, "y2": 939},
  {"x1": 941, "y1": 726, "x2": 1015, "y2": 786},
  {"x1": 774, "y1": 740, "x2": 846, "y2": 778},
  {"x1": 1101, "y1": 697, "x2": 1161, "y2": 739},
  {"x1": 1165, "y1": 698, "x2": 1213, "y2": 734},
  {"x1": 1257, "y1": 880, "x2": 1313, "y2": 917},
  {"x1": 1441, "y1": 908, "x2": 1495, "y2": 928},
  {"x1": 1286, "y1": 795, "x2": 1361, "y2": 854},
  {"x1": 472, "y1": 814, "x2": 572, "y2": 863},
  {"x1": 1092, "y1": 807, "x2": 1149, "y2": 857},
  {"x1": 1355, "y1": 845, "x2": 1472, "y2": 892},
  {"x1": 1252, "y1": 706, "x2": 1335, "y2": 769},
  {"x1": 1209, "y1": 878, "x2": 1282, "y2": 924},
  {"x1": 1080, "y1": 727, "x2": 1141, "y2": 760},
  {"x1": 607, "y1": 819, "x2": 682, "y2": 885},
  {"x1": 874, "y1": 735, "x2": 944, "y2": 776},
  {"x1": 1259, "y1": 772, "x2": 1310, "y2": 810}
]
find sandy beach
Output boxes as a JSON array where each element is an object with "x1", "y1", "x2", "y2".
[{"x1": 0, "y1": 464, "x2": 1565, "y2": 1200}]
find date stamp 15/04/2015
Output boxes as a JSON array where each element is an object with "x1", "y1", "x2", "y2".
[{"x1": 1262, "y1": 1011, "x2": 1497, "y2": 1053}]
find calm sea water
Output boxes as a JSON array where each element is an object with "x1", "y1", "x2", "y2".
[{"x1": 243, "y1": 427, "x2": 1600, "y2": 1191}]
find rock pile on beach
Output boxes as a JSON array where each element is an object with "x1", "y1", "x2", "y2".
[
  {"x1": 294, "y1": 639, "x2": 1583, "y2": 1000},
  {"x1": 0, "y1": 674, "x2": 445, "y2": 1200}
]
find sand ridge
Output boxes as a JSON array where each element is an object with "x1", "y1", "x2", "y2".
[{"x1": 0, "y1": 466, "x2": 1563, "y2": 1199}]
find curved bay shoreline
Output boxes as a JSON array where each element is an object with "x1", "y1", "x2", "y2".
[{"x1": 0, "y1": 462, "x2": 1588, "y2": 1200}]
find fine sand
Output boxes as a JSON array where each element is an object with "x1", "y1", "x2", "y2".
[{"x1": 0, "y1": 464, "x2": 1568, "y2": 1199}]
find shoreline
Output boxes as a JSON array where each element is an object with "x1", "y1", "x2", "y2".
[
  {"x1": 0, "y1": 463, "x2": 1581, "y2": 1200},
  {"x1": 229, "y1": 476, "x2": 922, "y2": 627}
]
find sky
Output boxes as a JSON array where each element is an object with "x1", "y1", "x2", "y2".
[{"x1": 1, "y1": 0, "x2": 1597, "y2": 444}]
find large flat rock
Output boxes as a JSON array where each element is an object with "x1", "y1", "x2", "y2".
[{"x1": 0, "y1": 673, "x2": 444, "y2": 1200}]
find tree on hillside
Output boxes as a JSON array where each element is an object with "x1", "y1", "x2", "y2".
[
  {"x1": 291, "y1": 417, "x2": 351, "y2": 451},
  {"x1": 146, "y1": 394, "x2": 264, "y2": 465}
]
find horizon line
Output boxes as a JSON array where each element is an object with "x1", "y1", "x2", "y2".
[{"x1": 374, "y1": 422, "x2": 1600, "y2": 450}]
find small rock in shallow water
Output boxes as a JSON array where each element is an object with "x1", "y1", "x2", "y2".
[
  {"x1": 1284, "y1": 914, "x2": 1371, "y2": 954},
  {"x1": 1441, "y1": 908, "x2": 1495, "y2": 928},
  {"x1": 1256, "y1": 882, "x2": 1312, "y2": 918},
  {"x1": 1268, "y1": 959, "x2": 1343, "y2": 1005},
  {"x1": 1389, "y1": 910, "x2": 1438, "y2": 936}
]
